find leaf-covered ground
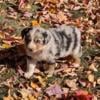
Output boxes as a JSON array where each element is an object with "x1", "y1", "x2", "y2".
[{"x1": 0, "y1": 0, "x2": 100, "y2": 100}]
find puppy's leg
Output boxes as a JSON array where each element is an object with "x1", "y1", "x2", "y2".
[
  {"x1": 24, "y1": 59, "x2": 36, "y2": 78},
  {"x1": 72, "y1": 47, "x2": 82, "y2": 67},
  {"x1": 72, "y1": 55, "x2": 81, "y2": 67},
  {"x1": 46, "y1": 64, "x2": 55, "y2": 77}
]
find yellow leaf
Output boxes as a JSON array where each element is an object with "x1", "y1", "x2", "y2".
[
  {"x1": 3, "y1": 96, "x2": 14, "y2": 100},
  {"x1": 0, "y1": 32, "x2": 4, "y2": 38},
  {"x1": 30, "y1": 82, "x2": 39, "y2": 89},
  {"x1": 88, "y1": 74, "x2": 95, "y2": 82},
  {"x1": 31, "y1": 20, "x2": 40, "y2": 26},
  {"x1": 2, "y1": 44, "x2": 10, "y2": 49},
  {"x1": 28, "y1": 94, "x2": 37, "y2": 100},
  {"x1": 18, "y1": 88, "x2": 30, "y2": 99},
  {"x1": 35, "y1": 76, "x2": 46, "y2": 87},
  {"x1": 26, "y1": 4, "x2": 31, "y2": 10}
]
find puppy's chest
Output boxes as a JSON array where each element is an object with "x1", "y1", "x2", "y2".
[{"x1": 27, "y1": 49, "x2": 53, "y2": 62}]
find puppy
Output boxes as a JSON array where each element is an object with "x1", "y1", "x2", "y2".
[{"x1": 21, "y1": 25, "x2": 82, "y2": 78}]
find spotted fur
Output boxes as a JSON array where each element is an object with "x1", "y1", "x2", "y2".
[{"x1": 21, "y1": 25, "x2": 82, "y2": 78}]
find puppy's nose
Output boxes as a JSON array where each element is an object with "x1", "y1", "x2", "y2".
[{"x1": 28, "y1": 48, "x2": 33, "y2": 52}]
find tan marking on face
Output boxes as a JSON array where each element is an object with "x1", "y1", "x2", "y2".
[{"x1": 28, "y1": 42, "x2": 46, "y2": 53}]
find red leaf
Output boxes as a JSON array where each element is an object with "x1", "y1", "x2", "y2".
[
  {"x1": 83, "y1": 0, "x2": 89, "y2": 5},
  {"x1": 75, "y1": 90, "x2": 93, "y2": 100},
  {"x1": 19, "y1": 0, "x2": 26, "y2": 8}
]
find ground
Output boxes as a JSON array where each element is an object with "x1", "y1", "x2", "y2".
[{"x1": 0, "y1": 0, "x2": 100, "y2": 100}]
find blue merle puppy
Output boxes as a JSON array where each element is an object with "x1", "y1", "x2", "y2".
[{"x1": 21, "y1": 25, "x2": 82, "y2": 78}]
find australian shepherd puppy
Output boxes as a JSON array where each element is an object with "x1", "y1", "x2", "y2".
[{"x1": 21, "y1": 25, "x2": 82, "y2": 78}]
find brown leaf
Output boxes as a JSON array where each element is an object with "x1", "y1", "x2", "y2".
[
  {"x1": 83, "y1": 0, "x2": 90, "y2": 5},
  {"x1": 47, "y1": 0, "x2": 59, "y2": 4},
  {"x1": 57, "y1": 11, "x2": 67, "y2": 23},
  {"x1": 64, "y1": 79, "x2": 77, "y2": 90},
  {"x1": 89, "y1": 63, "x2": 98, "y2": 72}
]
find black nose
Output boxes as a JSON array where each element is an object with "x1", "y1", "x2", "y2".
[{"x1": 28, "y1": 48, "x2": 32, "y2": 52}]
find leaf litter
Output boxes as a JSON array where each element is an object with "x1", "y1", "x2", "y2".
[{"x1": 0, "y1": 0, "x2": 100, "y2": 99}]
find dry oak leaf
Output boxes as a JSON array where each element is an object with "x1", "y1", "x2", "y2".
[
  {"x1": 57, "y1": 11, "x2": 67, "y2": 23},
  {"x1": 88, "y1": 74, "x2": 95, "y2": 83},
  {"x1": 18, "y1": 88, "x2": 31, "y2": 99},
  {"x1": 47, "y1": 0, "x2": 59, "y2": 4},
  {"x1": 19, "y1": 0, "x2": 26, "y2": 9},
  {"x1": 64, "y1": 79, "x2": 77, "y2": 90},
  {"x1": 89, "y1": 63, "x2": 98, "y2": 72},
  {"x1": 32, "y1": 20, "x2": 40, "y2": 27},
  {"x1": 45, "y1": 84, "x2": 63, "y2": 96}
]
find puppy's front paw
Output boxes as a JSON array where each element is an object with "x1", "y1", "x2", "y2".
[{"x1": 24, "y1": 72, "x2": 33, "y2": 79}]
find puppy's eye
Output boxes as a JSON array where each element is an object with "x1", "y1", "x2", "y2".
[
  {"x1": 34, "y1": 39, "x2": 40, "y2": 43},
  {"x1": 34, "y1": 38, "x2": 43, "y2": 44}
]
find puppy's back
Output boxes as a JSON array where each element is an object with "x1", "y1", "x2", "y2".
[{"x1": 49, "y1": 25, "x2": 81, "y2": 58}]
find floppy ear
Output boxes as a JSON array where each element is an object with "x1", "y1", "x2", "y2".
[
  {"x1": 21, "y1": 27, "x2": 32, "y2": 39},
  {"x1": 42, "y1": 31, "x2": 51, "y2": 44}
]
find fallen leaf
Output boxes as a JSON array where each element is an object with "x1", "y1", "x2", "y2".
[
  {"x1": 75, "y1": 90, "x2": 93, "y2": 100},
  {"x1": 35, "y1": 76, "x2": 46, "y2": 87},
  {"x1": 83, "y1": 0, "x2": 89, "y2": 5},
  {"x1": 45, "y1": 84, "x2": 63, "y2": 96},
  {"x1": 19, "y1": 0, "x2": 26, "y2": 8},
  {"x1": 23, "y1": 12, "x2": 33, "y2": 18},
  {"x1": 97, "y1": 78, "x2": 100, "y2": 85},
  {"x1": 57, "y1": 11, "x2": 67, "y2": 23},
  {"x1": 88, "y1": 74, "x2": 95, "y2": 83},
  {"x1": 47, "y1": 0, "x2": 59, "y2": 4},
  {"x1": 31, "y1": 20, "x2": 40, "y2": 26},
  {"x1": 2, "y1": 44, "x2": 10, "y2": 49},
  {"x1": 30, "y1": 82, "x2": 39, "y2": 89},
  {"x1": 64, "y1": 79, "x2": 77, "y2": 90},
  {"x1": 18, "y1": 88, "x2": 30, "y2": 99},
  {"x1": 28, "y1": 94, "x2": 37, "y2": 100},
  {"x1": 89, "y1": 63, "x2": 98, "y2": 72},
  {"x1": 3, "y1": 89, "x2": 14, "y2": 100}
]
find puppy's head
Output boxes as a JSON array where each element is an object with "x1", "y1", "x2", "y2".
[{"x1": 21, "y1": 27, "x2": 51, "y2": 53}]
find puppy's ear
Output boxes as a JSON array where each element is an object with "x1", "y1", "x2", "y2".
[
  {"x1": 42, "y1": 32, "x2": 51, "y2": 44},
  {"x1": 21, "y1": 27, "x2": 32, "y2": 39}
]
